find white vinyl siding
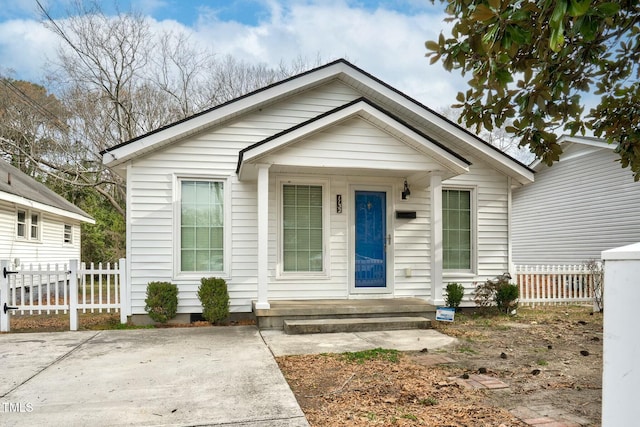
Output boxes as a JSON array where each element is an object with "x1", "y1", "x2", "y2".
[
  {"x1": 123, "y1": 74, "x2": 515, "y2": 314},
  {"x1": 282, "y1": 184, "x2": 323, "y2": 272},
  {"x1": 179, "y1": 180, "x2": 224, "y2": 273},
  {"x1": 0, "y1": 200, "x2": 82, "y2": 265},
  {"x1": 513, "y1": 147, "x2": 640, "y2": 264},
  {"x1": 261, "y1": 117, "x2": 447, "y2": 172},
  {"x1": 125, "y1": 80, "x2": 362, "y2": 314}
]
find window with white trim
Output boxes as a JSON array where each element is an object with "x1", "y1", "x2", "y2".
[
  {"x1": 443, "y1": 189, "x2": 472, "y2": 270},
  {"x1": 282, "y1": 184, "x2": 323, "y2": 272},
  {"x1": 64, "y1": 224, "x2": 73, "y2": 244},
  {"x1": 30, "y1": 213, "x2": 39, "y2": 239},
  {"x1": 16, "y1": 209, "x2": 41, "y2": 241},
  {"x1": 179, "y1": 180, "x2": 224, "y2": 273},
  {"x1": 17, "y1": 210, "x2": 26, "y2": 238}
]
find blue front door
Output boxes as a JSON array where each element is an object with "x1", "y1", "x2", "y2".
[{"x1": 355, "y1": 191, "x2": 386, "y2": 288}]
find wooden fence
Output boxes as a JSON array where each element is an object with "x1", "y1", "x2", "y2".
[
  {"x1": 514, "y1": 264, "x2": 601, "y2": 306},
  {"x1": 0, "y1": 259, "x2": 128, "y2": 332}
]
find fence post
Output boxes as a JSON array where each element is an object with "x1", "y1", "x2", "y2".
[
  {"x1": 1, "y1": 260, "x2": 10, "y2": 332},
  {"x1": 119, "y1": 258, "x2": 128, "y2": 325},
  {"x1": 69, "y1": 260, "x2": 78, "y2": 331}
]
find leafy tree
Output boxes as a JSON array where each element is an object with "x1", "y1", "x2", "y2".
[
  {"x1": 29, "y1": 0, "x2": 322, "y2": 261},
  {"x1": 0, "y1": 78, "x2": 69, "y2": 175},
  {"x1": 426, "y1": 0, "x2": 640, "y2": 178}
]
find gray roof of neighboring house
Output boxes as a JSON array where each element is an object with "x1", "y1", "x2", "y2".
[{"x1": 0, "y1": 160, "x2": 93, "y2": 222}]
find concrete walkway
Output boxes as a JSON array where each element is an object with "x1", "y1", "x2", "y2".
[
  {"x1": 0, "y1": 327, "x2": 308, "y2": 426},
  {"x1": 262, "y1": 328, "x2": 457, "y2": 357},
  {"x1": 0, "y1": 326, "x2": 456, "y2": 426}
]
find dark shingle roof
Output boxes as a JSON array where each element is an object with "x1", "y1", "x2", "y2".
[{"x1": 0, "y1": 160, "x2": 93, "y2": 222}]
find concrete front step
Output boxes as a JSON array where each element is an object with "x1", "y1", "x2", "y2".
[
  {"x1": 283, "y1": 316, "x2": 432, "y2": 334},
  {"x1": 254, "y1": 298, "x2": 436, "y2": 329}
]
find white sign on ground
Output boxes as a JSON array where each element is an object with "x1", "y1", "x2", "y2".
[{"x1": 435, "y1": 307, "x2": 455, "y2": 322}]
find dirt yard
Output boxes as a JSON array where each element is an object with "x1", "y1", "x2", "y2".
[{"x1": 277, "y1": 305, "x2": 602, "y2": 426}]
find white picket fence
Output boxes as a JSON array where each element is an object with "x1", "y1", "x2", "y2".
[
  {"x1": 0, "y1": 259, "x2": 129, "y2": 332},
  {"x1": 514, "y1": 264, "x2": 600, "y2": 306}
]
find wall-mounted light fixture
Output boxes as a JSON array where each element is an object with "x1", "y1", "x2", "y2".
[{"x1": 401, "y1": 179, "x2": 411, "y2": 200}]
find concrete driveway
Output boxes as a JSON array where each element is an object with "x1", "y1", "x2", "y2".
[{"x1": 0, "y1": 327, "x2": 308, "y2": 426}]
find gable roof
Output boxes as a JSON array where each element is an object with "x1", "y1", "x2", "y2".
[
  {"x1": 0, "y1": 160, "x2": 94, "y2": 223},
  {"x1": 102, "y1": 59, "x2": 534, "y2": 185},
  {"x1": 236, "y1": 97, "x2": 471, "y2": 180}
]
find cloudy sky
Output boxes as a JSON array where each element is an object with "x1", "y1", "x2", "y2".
[{"x1": 0, "y1": 0, "x2": 469, "y2": 111}]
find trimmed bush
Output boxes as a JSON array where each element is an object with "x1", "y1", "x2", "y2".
[
  {"x1": 144, "y1": 281, "x2": 178, "y2": 323},
  {"x1": 198, "y1": 277, "x2": 229, "y2": 324},
  {"x1": 445, "y1": 282, "x2": 465, "y2": 311},
  {"x1": 473, "y1": 274, "x2": 519, "y2": 314},
  {"x1": 495, "y1": 282, "x2": 519, "y2": 314}
]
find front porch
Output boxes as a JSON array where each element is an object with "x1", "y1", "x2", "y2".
[{"x1": 253, "y1": 298, "x2": 436, "y2": 333}]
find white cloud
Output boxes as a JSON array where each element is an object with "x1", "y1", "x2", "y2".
[
  {"x1": 0, "y1": 18, "x2": 58, "y2": 84},
  {"x1": 188, "y1": 1, "x2": 465, "y2": 108},
  {"x1": 0, "y1": 1, "x2": 466, "y2": 109}
]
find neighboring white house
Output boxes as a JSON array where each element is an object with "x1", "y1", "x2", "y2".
[
  {"x1": 0, "y1": 160, "x2": 95, "y2": 266},
  {"x1": 102, "y1": 59, "x2": 534, "y2": 317},
  {"x1": 512, "y1": 135, "x2": 640, "y2": 265}
]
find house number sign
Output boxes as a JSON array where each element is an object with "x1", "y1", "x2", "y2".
[{"x1": 336, "y1": 194, "x2": 342, "y2": 213}]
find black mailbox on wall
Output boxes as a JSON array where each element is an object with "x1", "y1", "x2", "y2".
[{"x1": 395, "y1": 211, "x2": 417, "y2": 219}]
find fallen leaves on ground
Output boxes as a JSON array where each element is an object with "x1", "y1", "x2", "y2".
[
  {"x1": 278, "y1": 305, "x2": 602, "y2": 427},
  {"x1": 278, "y1": 352, "x2": 527, "y2": 426}
]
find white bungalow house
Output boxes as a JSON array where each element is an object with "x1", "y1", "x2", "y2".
[
  {"x1": 0, "y1": 159, "x2": 94, "y2": 266},
  {"x1": 512, "y1": 135, "x2": 640, "y2": 265},
  {"x1": 101, "y1": 59, "x2": 534, "y2": 320}
]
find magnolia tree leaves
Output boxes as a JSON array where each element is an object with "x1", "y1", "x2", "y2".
[{"x1": 426, "y1": 0, "x2": 640, "y2": 179}]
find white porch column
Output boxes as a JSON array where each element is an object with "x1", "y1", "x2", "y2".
[
  {"x1": 255, "y1": 164, "x2": 271, "y2": 309},
  {"x1": 430, "y1": 173, "x2": 444, "y2": 306}
]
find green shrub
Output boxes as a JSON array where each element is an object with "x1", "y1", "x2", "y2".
[
  {"x1": 198, "y1": 277, "x2": 229, "y2": 324},
  {"x1": 445, "y1": 282, "x2": 465, "y2": 311},
  {"x1": 473, "y1": 274, "x2": 519, "y2": 314},
  {"x1": 495, "y1": 282, "x2": 519, "y2": 314},
  {"x1": 144, "y1": 281, "x2": 178, "y2": 323}
]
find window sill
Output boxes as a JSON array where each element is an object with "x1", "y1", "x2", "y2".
[
  {"x1": 443, "y1": 271, "x2": 477, "y2": 279},
  {"x1": 174, "y1": 272, "x2": 229, "y2": 282},
  {"x1": 276, "y1": 272, "x2": 330, "y2": 281}
]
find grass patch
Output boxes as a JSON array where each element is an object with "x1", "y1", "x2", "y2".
[
  {"x1": 95, "y1": 316, "x2": 154, "y2": 330},
  {"x1": 456, "y1": 345, "x2": 478, "y2": 354},
  {"x1": 342, "y1": 348, "x2": 399, "y2": 364},
  {"x1": 401, "y1": 413, "x2": 418, "y2": 421},
  {"x1": 420, "y1": 397, "x2": 438, "y2": 406},
  {"x1": 537, "y1": 359, "x2": 548, "y2": 366}
]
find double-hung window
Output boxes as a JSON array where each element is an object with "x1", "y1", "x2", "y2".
[
  {"x1": 64, "y1": 224, "x2": 73, "y2": 244},
  {"x1": 16, "y1": 209, "x2": 40, "y2": 241},
  {"x1": 282, "y1": 184, "x2": 324, "y2": 273},
  {"x1": 30, "y1": 213, "x2": 40, "y2": 239},
  {"x1": 17, "y1": 210, "x2": 26, "y2": 238},
  {"x1": 180, "y1": 180, "x2": 224, "y2": 273},
  {"x1": 443, "y1": 189, "x2": 472, "y2": 271}
]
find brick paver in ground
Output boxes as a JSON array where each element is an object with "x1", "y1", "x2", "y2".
[
  {"x1": 511, "y1": 404, "x2": 591, "y2": 427},
  {"x1": 451, "y1": 374, "x2": 510, "y2": 390}
]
